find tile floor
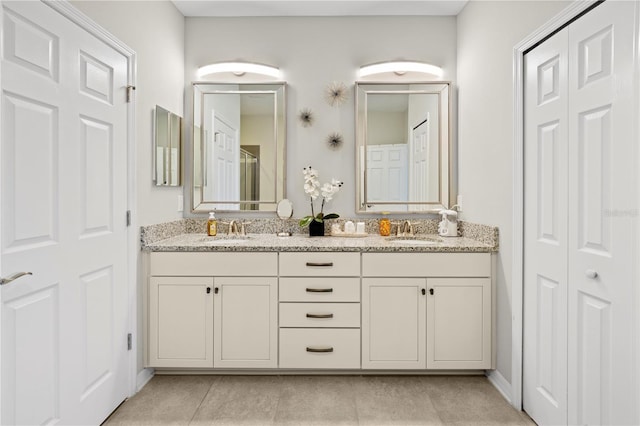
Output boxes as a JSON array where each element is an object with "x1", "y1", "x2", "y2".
[{"x1": 103, "y1": 375, "x2": 536, "y2": 426}]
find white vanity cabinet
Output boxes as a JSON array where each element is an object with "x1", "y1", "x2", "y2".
[
  {"x1": 362, "y1": 253, "x2": 493, "y2": 370},
  {"x1": 147, "y1": 252, "x2": 278, "y2": 369},
  {"x1": 362, "y1": 278, "x2": 426, "y2": 369},
  {"x1": 213, "y1": 277, "x2": 277, "y2": 368},
  {"x1": 278, "y1": 252, "x2": 361, "y2": 369},
  {"x1": 148, "y1": 276, "x2": 214, "y2": 368},
  {"x1": 145, "y1": 247, "x2": 494, "y2": 372},
  {"x1": 426, "y1": 278, "x2": 491, "y2": 369}
]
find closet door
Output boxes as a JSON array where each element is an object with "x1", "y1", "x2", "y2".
[
  {"x1": 523, "y1": 27, "x2": 569, "y2": 426},
  {"x1": 524, "y1": 2, "x2": 639, "y2": 425},
  {"x1": 566, "y1": 2, "x2": 637, "y2": 425}
]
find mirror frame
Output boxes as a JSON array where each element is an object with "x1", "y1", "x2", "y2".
[
  {"x1": 191, "y1": 82, "x2": 287, "y2": 212},
  {"x1": 355, "y1": 81, "x2": 452, "y2": 213},
  {"x1": 154, "y1": 105, "x2": 182, "y2": 187}
]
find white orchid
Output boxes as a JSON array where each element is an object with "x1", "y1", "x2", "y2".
[
  {"x1": 321, "y1": 178, "x2": 343, "y2": 202},
  {"x1": 300, "y1": 166, "x2": 344, "y2": 228}
]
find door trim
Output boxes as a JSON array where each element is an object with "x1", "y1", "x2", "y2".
[
  {"x1": 42, "y1": 0, "x2": 139, "y2": 397},
  {"x1": 511, "y1": 0, "x2": 599, "y2": 411}
]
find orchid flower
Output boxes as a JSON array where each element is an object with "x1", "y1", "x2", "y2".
[{"x1": 299, "y1": 166, "x2": 344, "y2": 227}]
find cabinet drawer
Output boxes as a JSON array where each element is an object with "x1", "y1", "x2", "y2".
[
  {"x1": 279, "y1": 328, "x2": 360, "y2": 369},
  {"x1": 150, "y1": 252, "x2": 277, "y2": 276},
  {"x1": 279, "y1": 278, "x2": 360, "y2": 302},
  {"x1": 280, "y1": 303, "x2": 360, "y2": 328},
  {"x1": 279, "y1": 252, "x2": 360, "y2": 277},
  {"x1": 362, "y1": 253, "x2": 491, "y2": 277}
]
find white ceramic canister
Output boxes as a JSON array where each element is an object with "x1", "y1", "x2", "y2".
[{"x1": 344, "y1": 221, "x2": 356, "y2": 234}]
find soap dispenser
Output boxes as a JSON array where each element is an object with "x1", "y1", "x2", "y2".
[
  {"x1": 438, "y1": 209, "x2": 458, "y2": 237},
  {"x1": 207, "y1": 211, "x2": 218, "y2": 236},
  {"x1": 379, "y1": 212, "x2": 391, "y2": 236}
]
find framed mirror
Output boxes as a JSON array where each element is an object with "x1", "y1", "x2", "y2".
[
  {"x1": 154, "y1": 105, "x2": 182, "y2": 186},
  {"x1": 355, "y1": 82, "x2": 451, "y2": 213},
  {"x1": 192, "y1": 83, "x2": 286, "y2": 212}
]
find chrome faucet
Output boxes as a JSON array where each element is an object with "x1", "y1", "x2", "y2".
[
  {"x1": 226, "y1": 220, "x2": 251, "y2": 236},
  {"x1": 400, "y1": 220, "x2": 413, "y2": 237},
  {"x1": 228, "y1": 220, "x2": 238, "y2": 236}
]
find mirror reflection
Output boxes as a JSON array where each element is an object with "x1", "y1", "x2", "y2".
[
  {"x1": 154, "y1": 105, "x2": 181, "y2": 186},
  {"x1": 192, "y1": 83, "x2": 286, "y2": 212},
  {"x1": 356, "y1": 82, "x2": 451, "y2": 213}
]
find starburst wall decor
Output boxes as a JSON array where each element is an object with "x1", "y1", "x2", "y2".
[
  {"x1": 327, "y1": 132, "x2": 343, "y2": 149},
  {"x1": 325, "y1": 81, "x2": 348, "y2": 107},
  {"x1": 298, "y1": 108, "x2": 314, "y2": 127}
]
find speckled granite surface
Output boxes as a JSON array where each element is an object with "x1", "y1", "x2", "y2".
[
  {"x1": 144, "y1": 233, "x2": 495, "y2": 253},
  {"x1": 141, "y1": 218, "x2": 498, "y2": 253}
]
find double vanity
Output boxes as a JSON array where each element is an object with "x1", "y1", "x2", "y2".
[
  {"x1": 142, "y1": 219, "x2": 498, "y2": 374},
  {"x1": 144, "y1": 56, "x2": 498, "y2": 375}
]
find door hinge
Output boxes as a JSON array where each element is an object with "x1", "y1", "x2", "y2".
[
  {"x1": 126, "y1": 85, "x2": 136, "y2": 103},
  {"x1": 126, "y1": 210, "x2": 131, "y2": 227},
  {"x1": 127, "y1": 333, "x2": 132, "y2": 351}
]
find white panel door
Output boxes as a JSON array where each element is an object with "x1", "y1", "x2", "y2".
[
  {"x1": 1, "y1": 2, "x2": 130, "y2": 425},
  {"x1": 523, "y1": 27, "x2": 569, "y2": 426},
  {"x1": 524, "y1": 2, "x2": 638, "y2": 425},
  {"x1": 212, "y1": 114, "x2": 239, "y2": 210},
  {"x1": 362, "y1": 278, "x2": 426, "y2": 369},
  {"x1": 213, "y1": 277, "x2": 277, "y2": 368},
  {"x1": 567, "y1": 2, "x2": 636, "y2": 424},
  {"x1": 366, "y1": 144, "x2": 408, "y2": 212},
  {"x1": 410, "y1": 117, "x2": 437, "y2": 210}
]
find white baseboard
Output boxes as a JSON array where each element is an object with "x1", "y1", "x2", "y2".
[
  {"x1": 486, "y1": 369, "x2": 514, "y2": 406},
  {"x1": 136, "y1": 368, "x2": 154, "y2": 392}
]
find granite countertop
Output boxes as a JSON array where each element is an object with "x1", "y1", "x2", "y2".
[{"x1": 144, "y1": 232, "x2": 496, "y2": 253}]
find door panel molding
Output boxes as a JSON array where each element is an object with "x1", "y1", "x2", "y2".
[
  {"x1": 512, "y1": 0, "x2": 607, "y2": 412},
  {"x1": 0, "y1": 1, "x2": 137, "y2": 424}
]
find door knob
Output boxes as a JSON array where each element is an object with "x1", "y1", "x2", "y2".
[
  {"x1": 0, "y1": 272, "x2": 32, "y2": 285},
  {"x1": 585, "y1": 269, "x2": 598, "y2": 279}
]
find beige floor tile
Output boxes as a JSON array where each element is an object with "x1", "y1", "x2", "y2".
[
  {"x1": 273, "y1": 376, "x2": 359, "y2": 425},
  {"x1": 103, "y1": 375, "x2": 217, "y2": 426},
  {"x1": 190, "y1": 376, "x2": 282, "y2": 426},
  {"x1": 418, "y1": 376, "x2": 530, "y2": 425},
  {"x1": 104, "y1": 374, "x2": 534, "y2": 426},
  {"x1": 354, "y1": 376, "x2": 444, "y2": 425}
]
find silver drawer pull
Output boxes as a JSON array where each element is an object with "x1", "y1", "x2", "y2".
[
  {"x1": 306, "y1": 288, "x2": 333, "y2": 293},
  {"x1": 306, "y1": 346, "x2": 334, "y2": 353},
  {"x1": 306, "y1": 313, "x2": 334, "y2": 319},
  {"x1": 306, "y1": 262, "x2": 334, "y2": 267},
  {"x1": 0, "y1": 272, "x2": 32, "y2": 285}
]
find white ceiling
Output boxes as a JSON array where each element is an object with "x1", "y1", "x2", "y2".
[{"x1": 172, "y1": 1, "x2": 468, "y2": 17}]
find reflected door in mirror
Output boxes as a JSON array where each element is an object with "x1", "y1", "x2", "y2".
[
  {"x1": 356, "y1": 83, "x2": 450, "y2": 213},
  {"x1": 203, "y1": 115, "x2": 239, "y2": 209},
  {"x1": 192, "y1": 83, "x2": 286, "y2": 212}
]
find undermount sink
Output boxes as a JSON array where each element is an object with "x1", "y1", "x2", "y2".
[
  {"x1": 387, "y1": 236, "x2": 443, "y2": 245},
  {"x1": 199, "y1": 236, "x2": 251, "y2": 244}
]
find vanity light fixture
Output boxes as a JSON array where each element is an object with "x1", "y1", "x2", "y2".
[
  {"x1": 358, "y1": 61, "x2": 444, "y2": 78},
  {"x1": 197, "y1": 61, "x2": 282, "y2": 79}
]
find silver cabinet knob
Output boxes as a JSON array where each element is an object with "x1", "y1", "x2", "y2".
[{"x1": 585, "y1": 269, "x2": 598, "y2": 279}]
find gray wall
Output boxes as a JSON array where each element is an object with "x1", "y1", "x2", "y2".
[
  {"x1": 70, "y1": 0, "x2": 580, "y2": 398},
  {"x1": 456, "y1": 0, "x2": 571, "y2": 390},
  {"x1": 70, "y1": 0, "x2": 185, "y2": 378},
  {"x1": 72, "y1": 0, "x2": 185, "y2": 227},
  {"x1": 185, "y1": 16, "x2": 457, "y2": 217}
]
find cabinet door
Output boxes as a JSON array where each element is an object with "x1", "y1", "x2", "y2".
[
  {"x1": 214, "y1": 277, "x2": 277, "y2": 368},
  {"x1": 362, "y1": 278, "x2": 426, "y2": 369},
  {"x1": 426, "y1": 278, "x2": 491, "y2": 369},
  {"x1": 148, "y1": 276, "x2": 214, "y2": 368}
]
